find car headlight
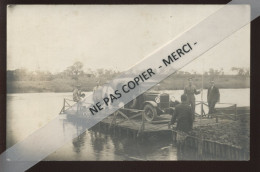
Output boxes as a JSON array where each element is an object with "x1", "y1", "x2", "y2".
[
  {"x1": 155, "y1": 96, "x2": 160, "y2": 103},
  {"x1": 170, "y1": 95, "x2": 176, "y2": 102}
]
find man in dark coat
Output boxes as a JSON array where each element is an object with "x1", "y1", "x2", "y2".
[
  {"x1": 207, "y1": 81, "x2": 220, "y2": 116},
  {"x1": 170, "y1": 94, "x2": 193, "y2": 133},
  {"x1": 184, "y1": 77, "x2": 201, "y2": 120}
]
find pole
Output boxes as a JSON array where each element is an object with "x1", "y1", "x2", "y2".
[
  {"x1": 198, "y1": 58, "x2": 205, "y2": 157},
  {"x1": 201, "y1": 58, "x2": 204, "y2": 118}
]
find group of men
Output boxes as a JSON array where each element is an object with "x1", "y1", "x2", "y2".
[
  {"x1": 170, "y1": 77, "x2": 220, "y2": 133},
  {"x1": 73, "y1": 77, "x2": 220, "y2": 134}
]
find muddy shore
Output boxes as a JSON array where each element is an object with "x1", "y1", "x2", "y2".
[{"x1": 190, "y1": 113, "x2": 250, "y2": 152}]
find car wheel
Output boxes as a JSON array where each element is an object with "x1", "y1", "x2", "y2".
[{"x1": 143, "y1": 104, "x2": 158, "y2": 122}]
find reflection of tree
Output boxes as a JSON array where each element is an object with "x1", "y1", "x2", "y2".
[
  {"x1": 72, "y1": 132, "x2": 87, "y2": 154},
  {"x1": 109, "y1": 135, "x2": 151, "y2": 160},
  {"x1": 69, "y1": 118, "x2": 90, "y2": 155},
  {"x1": 90, "y1": 130, "x2": 106, "y2": 160},
  {"x1": 110, "y1": 135, "x2": 121, "y2": 155},
  {"x1": 109, "y1": 134, "x2": 143, "y2": 160}
]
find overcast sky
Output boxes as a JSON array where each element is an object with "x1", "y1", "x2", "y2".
[{"x1": 7, "y1": 5, "x2": 250, "y2": 74}]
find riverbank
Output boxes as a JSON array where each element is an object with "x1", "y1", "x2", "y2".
[
  {"x1": 7, "y1": 91, "x2": 250, "y2": 161},
  {"x1": 190, "y1": 113, "x2": 250, "y2": 153},
  {"x1": 82, "y1": 106, "x2": 250, "y2": 158},
  {"x1": 7, "y1": 75, "x2": 249, "y2": 93}
]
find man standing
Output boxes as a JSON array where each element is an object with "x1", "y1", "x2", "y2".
[
  {"x1": 207, "y1": 80, "x2": 220, "y2": 117},
  {"x1": 73, "y1": 84, "x2": 85, "y2": 114},
  {"x1": 169, "y1": 94, "x2": 193, "y2": 157},
  {"x1": 170, "y1": 94, "x2": 193, "y2": 133},
  {"x1": 73, "y1": 84, "x2": 83, "y2": 102},
  {"x1": 184, "y1": 77, "x2": 201, "y2": 120},
  {"x1": 93, "y1": 80, "x2": 102, "y2": 103}
]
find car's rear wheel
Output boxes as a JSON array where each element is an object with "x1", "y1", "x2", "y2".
[{"x1": 143, "y1": 104, "x2": 158, "y2": 122}]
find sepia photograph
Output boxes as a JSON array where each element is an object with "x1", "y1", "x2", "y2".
[{"x1": 6, "y1": 5, "x2": 250, "y2": 162}]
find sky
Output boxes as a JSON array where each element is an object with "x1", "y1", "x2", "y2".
[{"x1": 7, "y1": 5, "x2": 250, "y2": 74}]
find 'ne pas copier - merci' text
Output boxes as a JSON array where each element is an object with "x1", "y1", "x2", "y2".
[{"x1": 89, "y1": 42, "x2": 195, "y2": 115}]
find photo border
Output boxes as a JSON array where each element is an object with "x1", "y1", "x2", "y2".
[{"x1": 0, "y1": 0, "x2": 259, "y2": 171}]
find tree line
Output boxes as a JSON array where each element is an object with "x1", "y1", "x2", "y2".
[
  {"x1": 7, "y1": 61, "x2": 250, "y2": 82},
  {"x1": 7, "y1": 61, "x2": 120, "y2": 81}
]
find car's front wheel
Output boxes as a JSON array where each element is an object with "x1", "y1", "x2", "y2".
[{"x1": 143, "y1": 104, "x2": 158, "y2": 122}]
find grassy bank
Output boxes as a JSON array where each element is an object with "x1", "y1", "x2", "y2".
[
  {"x1": 7, "y1": 75, "x2": 250, "y2": 93},
  {"x1": 190, "y1": 113, "x2": 250, "y2": 153}
]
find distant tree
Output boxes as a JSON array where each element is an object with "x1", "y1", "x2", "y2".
[
  {"x1": 208, "y1": 68, "x2": 222, "y2": 79},
  {"x1": 184, "y1": 71, "x2": 191, "y2": 75},
  {"x1": 85, "y1": 68, "x2": 94, "y2": 77},
  {"x1": 244, "y1": 69, "x2": 250, "y2": 78},
  {"x1": 231, "y1": 67, "x2": 250, "y2": 79},
  {"x1": 204, "y1": 72, "x2": 208, "y2": 76},
  {"x1": 62, "y1": 68, "x2": 72, "y2": 78},
  {"x1": 7, "y1": 68, "x2": 54, "y2": 81},
  {"x1": 7, "y1": 70, "x2": 15, "y2": 81},
  {"x1": 33, "y1": 70, "x2": 53, "y2": 81},
  {"x1": 13, "y1": 68, "x2": 29, "y2": 81},
  {"x1": 220, "y1": 68, "x2": 224, "y2": 76},
  {"x1": 208, "y1": 68, "x2": 215, "y2": 76},
  {"x1": 83, "y1": 70, "x2": 95, "y2": 78},
  {"x1": 66, "y1": 61, "x2": 84, "y2": 81},
  {"x1": 102, "y1": 69, "x2": 120, "y2": 78},
  {"x1": 97, "y1": 68, "x2": 104, "y2": 76},
  {"x1": 177, "y1": 71, "x2": 185, "y2": 76},
  {"x1": 192, "y1": 70, "x2": 197, "y2": 75}
]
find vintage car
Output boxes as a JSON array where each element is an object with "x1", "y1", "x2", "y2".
[
  {"x1": 102, "y1": 78, "x2": 180, "y2": 122},
  {"x1": 124, "y1": 90, "x2": 179, "y2": 122}
]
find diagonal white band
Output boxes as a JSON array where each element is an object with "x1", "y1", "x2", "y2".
[{"x1": 1, "y1": 1, "x2": 258, "y2": 171}]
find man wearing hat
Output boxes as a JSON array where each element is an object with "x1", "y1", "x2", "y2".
[
  {"x1": 207, "y1": 80, "x2": 220, "y2": 117},
  {"x1": 184, "y1": 77, "x2": 201, "y2": 120},
  {"x1": 73, "y1": 84, "x2": 85, "y2": 114},
  {"x1": 73, "y1": 84, "x2": 84, "y2": 102}
]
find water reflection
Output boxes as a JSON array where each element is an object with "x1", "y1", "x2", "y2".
[
  {"x1": 63, "y1": 117, "x2": 178, "y2": 161},
  {"x1": 7, "y1": 91, "x2": 249, "y2": 161},
  {"x1": 66, "y1": 117, "x2": 245, "y2": 161},
  {"x1": 72, "y1": 132, "x2": 87, "y2": 154}
]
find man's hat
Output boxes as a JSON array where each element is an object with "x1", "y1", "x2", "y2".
[{"x1": 188, "y1": 77, "x2": 193, "y2": 80}]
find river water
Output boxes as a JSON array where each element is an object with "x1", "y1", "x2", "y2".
[{"x1": 6, "y1": 88, "x2": 249, "y2": 161}]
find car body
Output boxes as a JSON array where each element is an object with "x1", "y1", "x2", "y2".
[
  {"x1": 124, "y1": 91, "x2": 179, "y2": 122},
  {"x1": 107, "y1": 78, "x2": 180, "y2": 122}
]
